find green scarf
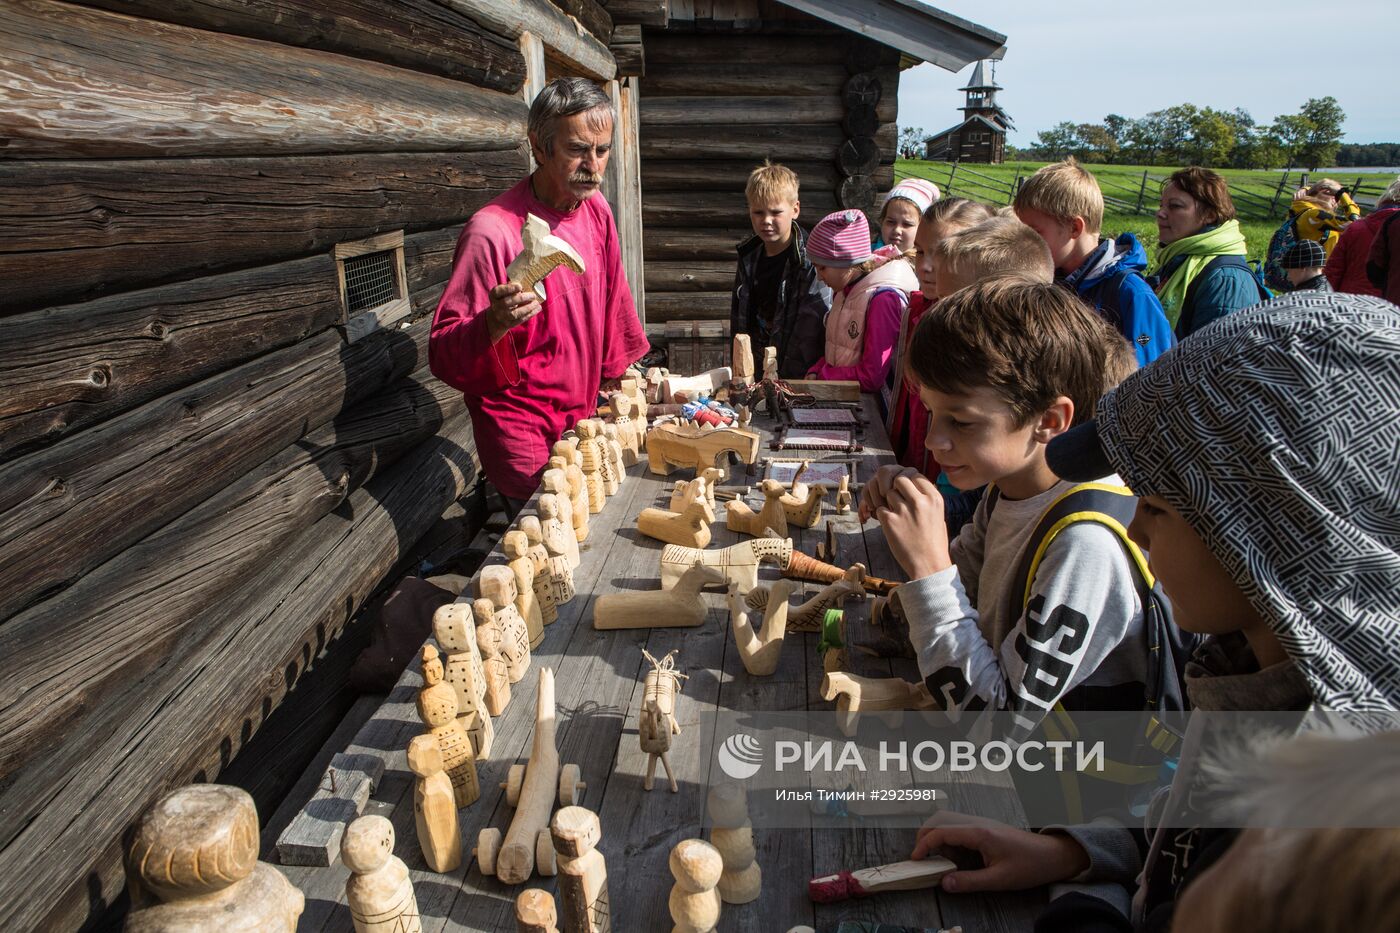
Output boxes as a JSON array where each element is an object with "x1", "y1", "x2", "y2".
[{"x1": 1152, "y1": 220, "x2": 1248, "y2": 326}]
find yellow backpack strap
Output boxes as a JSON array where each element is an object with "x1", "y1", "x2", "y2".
[{"x1": 1015, "y1": 483, "x2": 1154, "y2": 610}]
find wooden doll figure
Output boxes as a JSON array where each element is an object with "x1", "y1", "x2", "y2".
[
  {"x1": 125, "y1": 784, "x2": 304, "y2": 933},
  {"x1": 707, "y1": 784, "x2": 760, "y2": 905},
  {"x1": 475, "y1": 594, "x2": 527, "y2": 685},
  {"x1": 484, "y1": 560, "x2": 541, "y2": 652},
  {"x1": 551, "y1": 806, "x2": 611, "y2": 933},
  {"x1": 432, "y1": 602, "x2": 494, "y2": 759},
  {"x1": 609, "y1": 392, "x2": 640, "y2": 464},
  {"x1": 476, "y1": 621, "x2": 512, "y2": 716},
  {"x1": 541, "y1": 468, "x2": 582, "y2": 568},
  {"x1": 576, "y1": 421, "x2": 607, "y2": 513},
  {"x1": 520, "y1": 515, "x2": 553, "y2": 581},
  {"x1": 538, "y1": 494, "x2": 577, "y2": 605},
  {"x1": 506, "y1": 529, "x2": 556, "y2": 627},
  {"x1": 343, "y1": 815, "x2": 422, "y2": 933},
  {"x1": 602, "y1": 423, "x2": 627, "y2": 494},
  {"x1": 550, "y1": 443, "x2": 591, "y2": 541},
  {"x1": 407, "y1": 734, "x2": 462, "y2": 873},
  {"x1": 669, "y1": 839, "x2": 723, "y2": 933},
  {"x1": 417, "y1": 644, "x2": 481, "y2": 808},
  {"x1": 515, "y1": 889, "x2": 560, "y2": 933},
  {"x1": 593, "y1": 421, "x2": 620, "y2": 497}
]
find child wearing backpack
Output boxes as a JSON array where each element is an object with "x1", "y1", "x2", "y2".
[
  {"x1": 861, "y1": 276, "x2": 1158, "y2": 720},
  {"x1": 906, "y1": 291, "x2": 1400, "y2": 933},
  {"x1": 804, "y1": 209, "x2": 919, "y2": 418},
  {"x1": 1013, "y1": 159, "x2": 1174, "y2": 366}
]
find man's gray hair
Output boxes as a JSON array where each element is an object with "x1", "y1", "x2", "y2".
[{"x1": 528, "y1": 78, "x2": 615, "y2": 155}]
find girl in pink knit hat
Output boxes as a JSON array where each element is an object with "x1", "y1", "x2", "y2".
[
  {"x1": 877, "y1": 177, "x2": 940, "y2": 252},
  {"x1": 804, "y1": 208, "x2": 918, "y2": 417}
]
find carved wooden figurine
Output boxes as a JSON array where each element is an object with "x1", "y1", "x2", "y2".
[
  {"x1": 784, "y1": 549, "x2": 898, "y2": 595},
  {"x1": 745, "y1": 564, "x2": 865, "y2": 633},
  {"x1": 661, "y1": 367, "x2": 732, "y2": 403},
  {"x1": 736, "y1": 404, "x2": 752, "y2": 431},
  {"x1": 733, "y1": 334, "x2": 755, "y2": 385},
  {"x1": 552, "y1": 806, "x2": 611, "y2": 933},
  {"x1": 417, "y1": 644, "x2": 481, "y2": 808},
  {"x1": 577, "y1": 421, "x2": 607, "y2": 512},
  {"x1": 538, "y1": 494, "x2": 577, "y2": 605},
  {"x1": 515, "y1": 890, "x2": 560, "y2": 933},
  {"x1": 807, "y1": 857, "x2": 956, "y2": 903},
  {"x1": 780, "y1": 461, "x2": 827, "y2": 529},
  {"x1": 506, "y1": 529, "x2": 557, "y2": 627},
  {"x1": 602, "y1": 423, "x2": 627, "y2": 493},
  {"x1": 589, "y1": 420, "x2": 620, "y2": 496},
  {"x1": 820, "y1": 671, "x2": 936, "y2": 735},
  {"x1": 707, "y1": 784, "x2": 761, "y2": 905},
  {"x1": 609, "y1": 392, "x2": 640, "y2": 464},
  {"x1": 724, "y1": 479, "x2": 788, "y2": 538},
  {"x1": 646, "y1": 422, "x2": 761, "y2": 480},
  {"x1": 508, "y1": 213, "x2": 585, "y2": 301},
  {"x1": 669, "y1": 839, "x2": 723, "y2": 933},
  {"x1": 659, "y1": 537, "x2": 793, "y2": 594},
  {"x1": 343, "y1": 815, "x2": 422, "y2": 933},
  {"x1": 669, "y1": 468, "x2": 721, "y2": 513},
  {"x1": 124, "y1": 784, "x2": 304, "y2": 933},
  {"x1": 835, "y1": 474, "x2": 853, "y2": 514},
  {"x1": 475, "y1": 669, "x2": 586, "y2": 884},
  {"x1": 407, "y1": 734, "x2": 462, "y2": 873},
  {"x1": 549, "y1": 443, "x2": 590, "y2": 542},
  {"x1": 521, "y1": 514, "x2": 553, "y2": 579},
  {"x1": 432, "y1": 602, "x2": 494, "y2": 759},
  {"x1": 727, "y1": 579, "x2": 795, "y2": 676},
  {"x1": 484, "y1": 560, "x2": 541, "y2": 653},
  {"x1": 637, "y1": 497, "x2": 716, "y2": 548},
  {"x1": 639, "y1": 648, "x2": 687, "y2": 792},
  {"x1": 541, "y1": 469, "x2": 582, "y2": 569},
  {"x1": 762, "y1": 346, "x2": 778, "y2": 382},
  {"x1": 476, "y1": 588, "x2": 529, "y2": 685},
  {"x1": 592, "y1": 563, "x2": 724, "y2": 630},
  {"x1": 476, "y1": 622, "x2": 512, "y2": 716}
]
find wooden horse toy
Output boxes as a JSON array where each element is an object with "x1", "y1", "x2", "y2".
[
  {"x1": 727, "y1": 580, "x2": 795, "y2": 676},
  {"x1": 659, "y1": 537, "x2": 793, "y2": 595},
  {"x1": 639, "y1": 648, "x2": 687, "y2": 792},
  {"x1": 592, "y1": 563, "x2": 724, "y2": 630},
  {"x1": 745, "y1": 564, "x2": 866, "y2": 633},
  {"x1": 724, "y1": 479, "x2": 788, "y2": 538},
  {"x1": 646, "y1": 421, "x2": 760, "y2": 481},
  {"x1": 820, "y1": 670, "x2": 937, "y2": 736},
  {"x1": 669, "y1": 468, "x2": 721, "y2": 513},
  {"x1": 637, "y1": 496, "x2": 716, "y2": 548}
]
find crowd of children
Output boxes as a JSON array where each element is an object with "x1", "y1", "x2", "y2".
[{"x1": 725, "y1": 159, "x2": 1400, "y2": 931}]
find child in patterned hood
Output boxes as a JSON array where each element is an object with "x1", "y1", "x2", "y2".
[{"x1": 908, "y1": 291, "x2": 1400, "y2": 932}]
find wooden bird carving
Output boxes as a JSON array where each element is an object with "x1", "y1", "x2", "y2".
[{"x1": 507, "y1": 213, "x2": 586, "y2": 300}]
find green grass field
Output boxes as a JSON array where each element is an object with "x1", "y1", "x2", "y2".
[{"x1": 895, "y1": 158, "x2": 1397, "y2": 262}]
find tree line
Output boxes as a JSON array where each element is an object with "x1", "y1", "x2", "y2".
[{"x1": 1017, "y1": 98, "x2": 1347, "y2": 170}]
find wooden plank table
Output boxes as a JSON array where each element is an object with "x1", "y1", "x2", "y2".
[{"x1": 275, "y1": 397, "x2": 1044, "y2": 932}]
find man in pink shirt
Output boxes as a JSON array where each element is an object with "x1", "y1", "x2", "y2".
[{"x1": 430, "y1": 78, "x2": 649, "y2": 507}]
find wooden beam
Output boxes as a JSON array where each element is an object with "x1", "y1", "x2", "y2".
[
  {"x1": 0, "y1": 409, "x2": 481, "y2": 932},
  {"x1": 643, "y1": 32, "x2": 848, "y2": 63},
  {"x1": 0, "y1": 0, "x2": 527, "y2": 160},
  {"x1": 644, "y1": 261, "x2": 735, "y2": 293},
  {"x1": 644, "y1": 227, "x2": 749, "y2": 260},
  {"x1": 438, "y1": 0, "x2": 616, "y2": 79},
  {"x1": 0, "y1": 317, "x2": 433, "y2": 625},
  {"x1": 614, "y1": 77, "x2": 647, "y2": 324},
  {"x1": 641, "y1": 94, "x2": 894, "y2": 125},
  {"x1": 643, "y1": 61, "x2": 846, "y2": 96},
  {"x1": 641, "y1": 159, "x2": 892, "y2": 193},
  {"x1": 642, "y1": 122, "x2": 844, "y2": 161},
  {"x1": 646, "y1": 291, "x2": 732, "y2": 322},
  {"x1": 606, "y1": 0, "x2": 669, "y2": 25},
  {"x1": 544, "y1": 0, "x2": 615, "y2": 42},
  {"x1": 67, "y1": 0, "x2": 526, "y2": 93},
  {"x1": 609, "y1": 23, "x2": 645, "y2": 76},
  {"x1": 771, "y1": 0, "x2": 1006, "y2": 73},
  {"x1": 644, "y1": 190, "x2": 838, "y2": 227}
]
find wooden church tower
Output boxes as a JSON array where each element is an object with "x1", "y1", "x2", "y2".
[{"x1": 924, "y1": 59, "x2": 1013, "y2": 163}]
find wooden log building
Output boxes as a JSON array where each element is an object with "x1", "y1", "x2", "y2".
[{"x1": 0, "y1": 1, "x2": 1002, "y2": 929}]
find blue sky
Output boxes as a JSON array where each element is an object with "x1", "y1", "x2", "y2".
[{"x1": 899, "y1": 0, "x2": 1399, "y2": 146}]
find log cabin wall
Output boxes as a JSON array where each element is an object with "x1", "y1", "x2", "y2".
[
  {"x1": 638, "y1": 0, "x2": 901, "y2": 332},
  {"x1": 0, "y1": 1, "x2": 612, "y2": 928}
]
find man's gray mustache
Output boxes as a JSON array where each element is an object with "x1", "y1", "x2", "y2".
[{"x1": 571, "y1": 173, "x2": 603, "y2": 185}]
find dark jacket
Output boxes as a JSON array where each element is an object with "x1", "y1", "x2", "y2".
[
  {"x1": 1149, "y1": 253, "x2": 1263, "y2": 339},
  {"x1": 1288, "y1": 273, "x2": 1333, "y2": 293},
  {"x1": 1366, "y1": 208, "x2": 1400, "y2": 305},
  {"x1": 1065, "y1": 234, "x2": 1175, "y2": 366},
  {"x1": 731, "y1": 223, "x2": 832, "y2": 379}
]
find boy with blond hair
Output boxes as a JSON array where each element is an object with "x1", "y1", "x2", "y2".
[
  {"x1": 862, "y1": 277, "x2": 1159, "y2": 720},
  {"x1": 731, "y1": 161, "x2": 831, "y2": 378},
  {"x1": 930, "y1": 216, "x2": 1054, "y2": 297},
  {"x1": 1014, "y1": 159, "x2": 1173, "y2": 366}
]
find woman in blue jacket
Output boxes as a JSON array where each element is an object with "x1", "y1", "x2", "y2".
[{"x1": 1149, "y1": 168, "x2": 1268, "y2": 338}]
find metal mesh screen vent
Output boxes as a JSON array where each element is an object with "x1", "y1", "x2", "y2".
[{"x1": 343, "y1": 250, "x2": 398, "y2": 313}]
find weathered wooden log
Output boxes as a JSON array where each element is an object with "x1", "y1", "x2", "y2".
[
  {"x1": 0, "y1": 409, "x2": 480, "y2": 933},
  {"x1": 0, "y1": 369, "x2": 463, "y2": 780},
  {"x1": 603, "y1": 0, "x2": 667, "y2": 26},
  {"x1": 647, "y1": 292, "x2": 733, "y2": 323},
  {"x1": 609, "y1": 23, "x2": 645, "y2": 76},
  {"x1": 643, "y1": 123, "x2": 846, "y2": 162},
  {"x1": 641, "y1": 95, "x2": 895, "y2": 127},
  {"x1": 0, "y1": 317, "x2": 432, "y2": 625},
  {"x1": 839, "y1": 175, "x2": 877, "y2": 211},
  {"x1": 544, "y1": 0, "x2": 614, "y2": 41},
  {"x1": 876, "y1": 122, "x2": 900, "y2": 160},
  {"x1": 844, "y1": 35, "x2": 903, "y2": 74},
  {"x1": 842, "y1": 105, "x2": 880, "y2": 139},
  {"x1": 644, "y1": 262, "x2": 736, "y2": 293},
  {"x1": 0, "y1": 150, "x2": 523, "y2": 316},
  {"x1": 837, "y1": 136, "x2": 880, "y2": 176},
  {"x1": 644, "y1": 191, "x2": 839, "y2": 228},
  {"x1": 0, "y1": 0, "x2": 527, "y2": 159},
  {"x1": 68, "y1": 0, "x2": 527, "y2": 93},
  {"x1": 645, "y1": 227, "x2": 751, "y2": 261},
  {"x1": 842, "y1": 72, "x2": 884, "y2": 108},
  {"x1": 643, "y1": 62, "x2": 848, "y2": 97},
  {"x1": 641, "y1": 159, "x2": 891, "y2": 193},
  {"x1": 437, "y1": 0, "x2": 615, "y2": 79},
  {"x1": 644, "y1": 33, "x2": 849, "y2": 64}
]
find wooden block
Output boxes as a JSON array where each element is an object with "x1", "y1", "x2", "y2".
[
  {"x1": 646, "y1": 422, "x2": 760, "y2": 480},
  {"x1": 275, "y1": 753, "x2": 386, "y2": 866},
  {"x1": 786, "y1": 379, "x2": 861, "y2": 401}
]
